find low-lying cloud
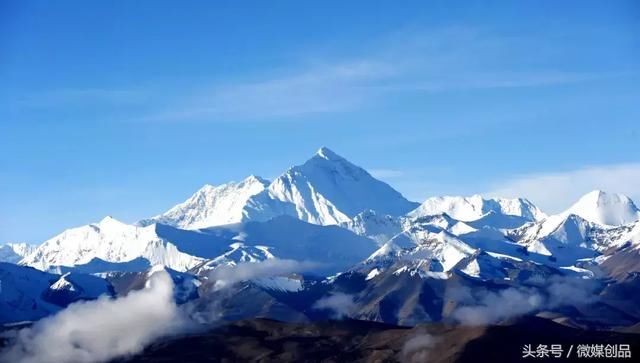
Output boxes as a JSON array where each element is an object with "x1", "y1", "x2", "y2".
[
  {"x1": 208, "y1": 259, "x2": 319, "y2": 291},
  {"x1": 312, "y1": 293, "x2": 357, "y2": 319},
  {"x1": 450, "y1": 275, "x2": 598, "y2": 325},
  {"x1": 400, "y1": 331, "x2": 437, "y2": 363},
  {"x1": 184, "y1": 259, "x2": 320, "y2": 324},
  {"x1": 1, "y1": 271, "x2": 187, "y2": 363},
  {"x1": 451, "y1": 286, "x2": 544, "y2": 326}
]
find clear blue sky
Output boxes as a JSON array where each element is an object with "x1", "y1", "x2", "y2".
[{"x1": 1, "y1": 0, "x2": 639, "y2": 243}]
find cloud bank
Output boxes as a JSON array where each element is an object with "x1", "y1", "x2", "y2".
[
  {"x1": 487, "y1": 163, "x2": 640, "y2": 214},
  {"x1": 1, "y1": 271, "x2": 186, "y2": 363}
]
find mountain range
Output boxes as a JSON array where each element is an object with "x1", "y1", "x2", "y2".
[{"x1": 2, "y1": 147, "x2": 640, "y2": 331}]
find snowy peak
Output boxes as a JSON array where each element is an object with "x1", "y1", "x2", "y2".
[
  {"x1": 314, "y1": 146, "x2": 343, "y2": 161},
  {"x1": 97, "y1": 215, "x2": 130, "y2": 229},
  {"x1": 408, "y1": 195, "x2": 545, "y2": 223},
  {"x1": 546, "y1": 214, "x2": 593, "y2": 245},
  {"x1": 20, "y1": 217, "x2": 204, "y2": 272},
  {"x1": 506, "y1": 191, "x2": 640, "y2": 264},
  {"x1": 300, "y1": 147, "x2": 365, "y2": 177},
  {"x1": 507, "y1": 212, "x2": 618, "y2": 264},
  {"x1": 239, "y1": 174, "x2": 270, "y2": 188},
  {"x1": 0, "y1": 242, "x2": 36, "y2": 263},
  {"x1": 139, "y1": 175, "x2": 270, "y2": 229},
  {"x1": 562, "y1": 190, "x2": 640, "y2": 226},
  {"x1": 138, "y1": 147, "x2": 417, "y2": 229},
  {"x1": 243, "y1": 148, "x2": 419, "y2": 225}
]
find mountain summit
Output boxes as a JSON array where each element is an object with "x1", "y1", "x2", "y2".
[
  {"x1": 138, "y1": 175, "x2": 270, "y2": 229},
  {"x1": 140, "y1": 147, "x2": 419, "y2": 229},
  {"x1": 315, "y1": 146, "x2": 343, "y2": 161},
  {"x1": 242, "y1": 147, "x2": 420, "y2": 225},
  {"x1": 562, "y1": 190, "x2": 640, "y2": 226}
]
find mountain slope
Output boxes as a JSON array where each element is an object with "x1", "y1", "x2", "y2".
[
  {"x1": 339, "y1": 210, "x2": 404, "y2": 245},
  {"x1": 19, "y1": 217, "x2": 207, "y2": 272},
  {"x1": 243, "y1": 147, "x2": 419, "y2": 225},
  {"x1": 363, "y1": 226, "x2": 477, "y2": 278},
  {"x1": 188, "y1": 242, "x2": 275, "y2": 275},
  {"x1": 597, "y1": 220, "x2": 640, "y2": 280},
  {"x1": 508, "y1": 213, "x2": 626, "y2": 267},
  {"x1": 138, "y1": 175, "x2": 269, "y2": 229},
  {"x1": 195, "y1": 215, "x2": 379, "y2": 275}
]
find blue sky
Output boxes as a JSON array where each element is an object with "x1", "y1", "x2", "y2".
[{"x1": 1, "y1": 0, "x2": 639, "y2": 243}]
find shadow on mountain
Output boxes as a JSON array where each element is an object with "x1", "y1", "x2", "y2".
[{"x1": 51, "y1": 257, "x2": 152, "y2": 274}]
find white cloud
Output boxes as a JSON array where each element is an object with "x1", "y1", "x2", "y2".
[
  {"x1": 1, "y1": 271, "x2": 187, "y2": 363},
  {"x1": 184, "y1": 259, "x2": 319, "y2": 324},
  {"x1": 140, "y1": 61, "x2": 394, "y2": 122},
  {"x1": 23, "y1": 27, "x2": 618, "y2": 123},
  {"x1": 486, "y1": 163, "x2": 640, "y2": 214},
  {"x1": 451, "y1": 286, "x2": 544, "y2": 326},
  {"x1": 312, "y1": 293, "x2": 356, "y2": 319},
  {"x1": 450, "y1": 276, "x2": 598, "y2": 326},
  {"x1": 388, "y1": 70, "x2": 606, "y2": 93},
  {"x1": 136, "y1": 27, "x2": 612, "y2": 122},
  {"x1": 208, "y1": 259, "x2": 319, "y2": 290},
  {"x1": 400, "y1": 332, "x2": 437, "y2": 363}
]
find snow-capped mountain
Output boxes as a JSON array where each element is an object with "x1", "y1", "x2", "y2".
[
  {"x1": 505, "y1": 191, "x2": 640, "y2": 265},
  {"x1": 137, "y1": 147, "x2": 418, "y2": 231},
  {"x1": 20, "y1": 216, "x2": 207, "y2": 272},
  {"x1": 371, "y1": 219, "x2": 478, "y2": 273},
  {"x1": 188, "y1": 242, "x2": 274, "y2": 275},
  {"x1": 509, "y1": 214, "x2": 605, "y2": 264},
  {"x1": 357, "y1": 213, "x2": 503, "y2": 280},
  {"x1": 13, "y1": 147, "x2": 639, "y2": 286},
  {"x1": 560, "y1": 190, "x2": 640, "y2": 226},
  {"x1": 0, "y1": 242, "x2": 36, "y2": 263},
  {"x1": 5, "y1": 146, "x2": 640, "y2": 335},
  {"x1": 242, "y1": 147, "x2": 419, "y2": 225},
  {"x1": 138, "y1": 175, "x2": 269, "y2": 229},
  {"x1": 408, "y1": 195, "x2": 546, "y2": 224},
  {"x1": 19, "y1": 213, "x2": 377, "y2": 276}
]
